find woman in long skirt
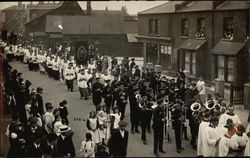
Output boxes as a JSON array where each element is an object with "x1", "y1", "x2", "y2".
[{"x1": 86, "y1": 111, "x2": 101, "y2": 144}]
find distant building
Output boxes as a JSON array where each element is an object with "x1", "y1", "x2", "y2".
[
  {"x1": 137, "y1": 1, "x2": 250, "y2": 104},
  {"x1": 1, "y1": 1, "x2": 61, "y2": 36},
  {"x1": 25, "y1": 1, "x2": 142, "y2": 57}
]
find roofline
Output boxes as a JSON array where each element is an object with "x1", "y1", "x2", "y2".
[{"x1": 138, "y1": 2, "x2": 170, "y2": 15}]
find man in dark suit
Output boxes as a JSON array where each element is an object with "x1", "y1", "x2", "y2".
[
  {"x1": 36, "y1": 87, "x2": 44, "y2": 116},
  {"x1": 152, "y1": 96, "x2": 167, "y2": 157},
  {"x1": 108, "y1": 120, "x2": 129, "y2": 157},
  {"x1": 56, "y1": 125, "x2": 76, "y2": 157},
  {"x1": 24, "y1": 117, "x2": 46, "y2": 146},
  {"x1": 40, "y1": 133, "x2": 58, "y2": 157},
  {"x1": 26, "y1": 138, "x2": 43, "y2": 157},
  {"x1": 92, "y1": 77, "x2": 103, "y2": 106}
]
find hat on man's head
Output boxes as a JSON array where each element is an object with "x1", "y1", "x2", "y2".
[
  {"x1": 28, "y1": 117, "x2": 38, "y2": 125},
  {"x1": 31, "y1": 88, "x2": 37, "y2": 94},
  {"x1": 58, "y1": 125, "x2": 71, "y2": 133},
  {"x1": 36, "y1": 87, "x2": 43, "y2": 93},
  {"x1": 118, "y1": 120, "x2": 127, "y2": 127}
]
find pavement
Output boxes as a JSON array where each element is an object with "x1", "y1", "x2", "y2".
[{"x1": 0, "y1": 60, "x2": 249, "y2": 157}]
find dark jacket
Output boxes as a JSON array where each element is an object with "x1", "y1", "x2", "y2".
[
  {"x1": 57, "y1": 133, "x2": 76, "y2": 157},
  {"x1": 26, "y1": 143, "x2": 43, "y2": 157},
  {"x1": 36, "y1": 94, "x2": 44, "y2": 116},
  {"x1": 108, "y1": 129, "x2": 128, "y2": 157}
]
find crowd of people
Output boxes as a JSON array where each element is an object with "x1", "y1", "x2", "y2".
[{"x1": 1, "y1": 39, "x2": 250, "y2": 157}]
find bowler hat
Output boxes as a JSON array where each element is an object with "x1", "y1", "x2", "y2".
[
  {"x1": 29, "y1": 117, "x2": 38, "y2": 125},
  {"x1": 118, "y1": 120, "x2": 127, "y2": 127}
]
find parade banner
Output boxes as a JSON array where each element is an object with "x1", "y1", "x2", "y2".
[{"x1": 75, "y1": 41, "x2": 88, "y2": 66}]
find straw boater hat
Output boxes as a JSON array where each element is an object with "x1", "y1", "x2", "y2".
[{"x1": 58, "y1": 125, "x2": 71, "y2": 133}]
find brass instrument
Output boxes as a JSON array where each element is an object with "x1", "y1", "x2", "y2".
[{"x1": 204, "y1": 100, "x2": 215, "y2": 110}]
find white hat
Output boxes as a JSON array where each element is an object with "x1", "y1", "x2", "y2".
[{"x1": 58, "y1": 125, "x2": 71, "y2": 133}]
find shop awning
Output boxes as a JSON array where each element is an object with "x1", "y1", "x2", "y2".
[
  {"x1": 211, "y1": 40, "x2": 246, "y2": 55},
  {"x1": 179, "y1": 39, "x2": 207, "y2": 50}
]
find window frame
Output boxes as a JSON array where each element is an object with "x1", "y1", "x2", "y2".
[
  {"x1": 197, "y1": 18, "x2": 205, "y2": 38},
  {"x1": 181, "y1": 18, "x2": 189, "y2": 37},
  {"x1": 223, "y1": 17, "x2": 234, "y2": 39}
]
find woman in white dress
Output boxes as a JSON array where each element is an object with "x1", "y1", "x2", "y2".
[
  {"x1": 109, "y1": 106, "x2": 121, "y2": 130},
  {"x1": 80, "y1": 132, "x2": 95, "y2": 158},
  {"x1": 86, "y1": 111, "x2": 101, "y2": 144}
]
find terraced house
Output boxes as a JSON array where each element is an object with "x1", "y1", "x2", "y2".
[{"x1": 137, "y1": 1, "x2": 250, "y2": 105}]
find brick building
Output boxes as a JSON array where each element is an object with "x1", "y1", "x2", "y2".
[
  {"x1": 137, "y1": 1, "x2": 249, "y2": 104},
  {"x1": 25, "y1": 1, "x2": 142, "y2": 57},
  {"x1": 1, "y1": 2, "x2": 61, "y2": 36}
]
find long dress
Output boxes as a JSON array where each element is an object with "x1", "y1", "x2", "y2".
[
  {"x1": 80, "y1": 140, "x2": 95, "y2": 158},
  {"x1": 87, "y1": 118, "x2": 101, "y2": 144},
  {"x1": 110, "y1": 112, "x2": 121, "y2": 129}
]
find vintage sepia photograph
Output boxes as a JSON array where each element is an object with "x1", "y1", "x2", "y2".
[{"x1": 0, "y1": 1, "x2": 249, "y2": 157}]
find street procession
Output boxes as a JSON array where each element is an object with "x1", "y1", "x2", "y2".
[{"x1": 0, "y1": 1, "x2": 250, "y2": 158}]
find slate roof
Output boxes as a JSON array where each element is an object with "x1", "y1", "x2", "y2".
[
  {"x1": 211, "y1": 41, "x2": 246, "y2": 56},
  {"x1": 216, "y1": 1, "x2": 250, "y2": 10},
  {"x1": 176, "y1": 1, "x2": 214, "y2": 12},
  {"x1": 139, "y1": 1, "x2": 184, "y2": 15},
  {"x1": 139, "y1": 1, "x2": 250, "y2": 15}
]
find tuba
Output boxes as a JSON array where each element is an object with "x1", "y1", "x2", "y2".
[
  {"x1": 191, "y1": 102, "x2": 201, "y2": 112},
  {"x1": 205, "y1": 100, "x2": 215, "y2": 110}
]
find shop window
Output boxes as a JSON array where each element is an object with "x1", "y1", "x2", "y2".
[
  {"x1": 181, "y1": 18, "x2": 189, "y2": 36},
  {"x1": 217, "y1": 55, "x2": 225, "y2": 80},
  {"x1": 160, "y1": 45, "x2": 172, "y2": 55},
  {"x1": 227, "y1": 57, "x2": 235, "y2": 81},
  {"x1": 223, "y1": 17, "x2": 234, "y2": 40},
  {"x1": 196, "y1": 18, "x2": 205, "y2": 38}
]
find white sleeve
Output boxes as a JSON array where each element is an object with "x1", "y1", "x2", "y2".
[
  {"x1": 206, "y1": 130, "x2": 217, "y2": 146},
  {"x1": 80, "y1": 141, "x2": 86, "y2": 152}
]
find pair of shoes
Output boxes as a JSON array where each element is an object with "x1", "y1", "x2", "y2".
[
  {"x1": 85, "y1": 98, "x2": 88, "y2": 100},
  {"x1": 154, "y1": 153, "x2": 159, "y2": 157},
  {"x1": 135, "y1": 130, "x2": 140, "y2": 133},
  {"x1": 177, "y1": 149, "x2": 181, "y2": 153},
  {"x1": 159, "y1": 150, "x2": 166, "y2": 153},
  {"x1": 71, "y1": 89, "x2": 73, "y2": 92},
  {"x1": 143, "y1": 140, "x2": 147, "y2": 145}
]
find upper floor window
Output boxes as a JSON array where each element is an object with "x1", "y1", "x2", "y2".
[
  {"x1": 223, "y1": 17, "x2": 234, "y2": 40},
  {"x1": 196, "y1": 18, "x2": 205, "y2": 38},
  {"x1": 181, "y1": 18, "x2": 189, "y2": 36},
  {"x1": 148, "y1": 19, "x2": 160, "y2": 35}
]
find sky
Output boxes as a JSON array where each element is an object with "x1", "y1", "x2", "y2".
[{"x1": 0, "y1": 1, "x2": 167, "y2": 15}]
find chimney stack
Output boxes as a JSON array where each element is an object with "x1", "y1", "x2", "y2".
[{"x1": 86, "y1": 1, "x2": 92, "y2": 15}]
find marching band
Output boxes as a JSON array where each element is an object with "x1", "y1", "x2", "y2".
[{"x1": 1, "y1": 39, "x2": 250, "y2": 157}]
